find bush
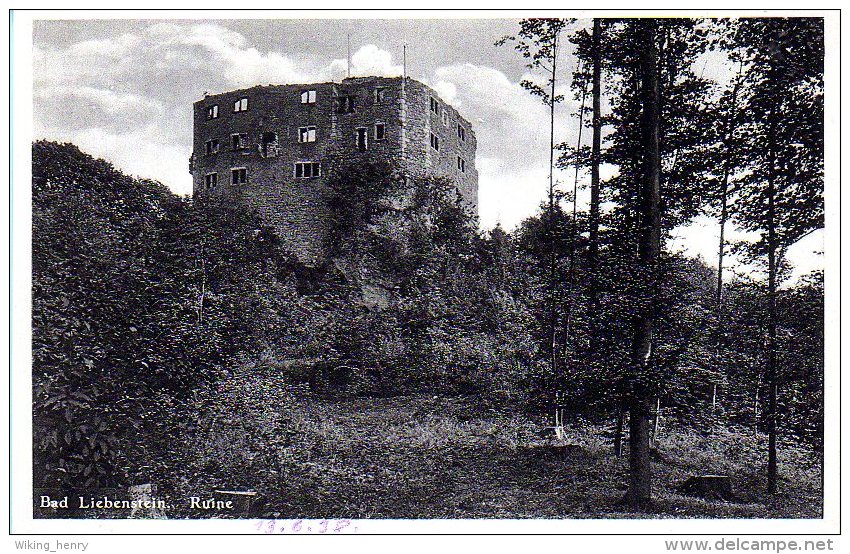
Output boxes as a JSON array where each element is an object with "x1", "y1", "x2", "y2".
[
  {"x1": 32, "y1": 142, "x2": 297, "y2": 492},
  {"x1": 144, "y1": 364, "x2": 318, "y2": 517}
]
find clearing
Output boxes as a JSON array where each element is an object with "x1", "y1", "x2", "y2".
[{"x1": 205, "y1": 394, "x2": 822, "y2": 519}]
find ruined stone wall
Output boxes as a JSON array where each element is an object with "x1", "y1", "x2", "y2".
[
  {"x1": 191, "y1": 76, "x2": 478, "y2": 263},
  {"x1": 404, "y1": 79, "x2": 479, "y2": 212},
  {"x1": 192, "y1": 83, "x2": 340, "y2": 262}
]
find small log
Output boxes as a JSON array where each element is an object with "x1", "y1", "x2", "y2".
[{"x1": 677, "y1": 474, "x2": 735, "y2": 501}]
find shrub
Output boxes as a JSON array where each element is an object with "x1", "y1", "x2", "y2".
[{"x1": 145, "y1": 364, "x2": 317, "y2": 517}]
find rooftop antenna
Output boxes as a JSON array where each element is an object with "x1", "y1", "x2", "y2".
[
  {"x1": 403, "y1": 42, "x2": 407, "y2": 78},
  {"x1": 347, "y1": 33, "x2": 351, "y2": 79}
]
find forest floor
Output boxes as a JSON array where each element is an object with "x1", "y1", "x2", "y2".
[{"x1": 247, "y1": 394, "x2": 822, "y2": 519}]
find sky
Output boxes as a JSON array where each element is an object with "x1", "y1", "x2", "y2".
[{"x1": 31, "y1": 17, "x2": 823, "y2": 283}]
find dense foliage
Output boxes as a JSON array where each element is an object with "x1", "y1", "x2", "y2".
[
  {"x1": 32, "y1": 139, "x2": 823, "y2": 502},
  {"x1": 31, "y1": 16, "x2": 824, "y2": 512},
  {"x1": 32, "y1": 141, "x2": 291, "y2": 490}
]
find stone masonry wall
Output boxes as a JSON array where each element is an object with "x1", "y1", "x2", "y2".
[
  {"x1": 191, "y1": 76, "x2": 478, "y2": 263},
  {"x1": 404, "y1": 79, "x2": 478, "y2": 211}
]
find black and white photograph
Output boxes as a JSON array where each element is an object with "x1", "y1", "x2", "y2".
[{"x1": 8, "y1": 7, "x2": 840, "y2": 542}]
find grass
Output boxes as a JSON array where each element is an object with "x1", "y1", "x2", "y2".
[{"x1": 179, "y1": 393, "x2": 822, "y2": 519}]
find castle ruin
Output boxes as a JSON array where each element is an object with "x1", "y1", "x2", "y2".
[{"x1": 190, "y1": 76, "x2": 478, "y2": 264}]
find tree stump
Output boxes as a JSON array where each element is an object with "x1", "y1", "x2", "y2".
[
  {"x1": 541, "y1": 444, "x2": 583, "y2": 459},
  {"x1": 677, "y1": 475, "x2": 735, "y2": 501}
]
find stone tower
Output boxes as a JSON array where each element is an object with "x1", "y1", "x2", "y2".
[{"x1": 190, "y1": 76, "x2": 478, "y2": 264}]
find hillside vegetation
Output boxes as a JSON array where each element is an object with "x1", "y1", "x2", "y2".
[{"x1": 31, "y1": 141, "x2": 823, "y2": 518}]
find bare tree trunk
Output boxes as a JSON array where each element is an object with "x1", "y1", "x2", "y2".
[
  {"x1": 715, "y1": 86, "x2": 740, "y2": 310},
  {"x1": 753, "y1": 374, "x2": 762, "y2": 435},
  {"x1": 766, "y1": 111, "x2": 779, "y2": 495},
  {"x1": 547, "y1": 32, "x2": 560, "y2": 382},
  {"x1": 197, "y1": 244, "x2": 206, "y2": 325},
  {"x1": 651, "y1": 397, "x2": 661, "y2": 448},
  {"x1": 714, "y1": 61, "x2": 744, "y2": 413},
  {"x1": 563, "y1": 59, "x2": 590, "y2": 347},
  {"x1": 715, "y1": 167, "x2": 729, "y2": 416},
  {"x1": 626, "y1": 394, "x2": 653, "y2": 506},
  {"x1": 623, "y1": 18, "x2": 661, "y2": 508},
  {"x1": 588, "y1": 18, "x2": 603, "y2": 352},
  {"x1": 614, "y1": 399, "x2": 624, "y2": 457},
  {"x1": 716, "y1": 186, "x2": 728, "y2": 308}
]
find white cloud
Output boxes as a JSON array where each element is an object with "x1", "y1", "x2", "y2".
[
  {"x1": 351, "y1": 44, "x2": 403, "y2": 77},
  {"x1": 164, "y1": 24, "x2": 308, "y2": 87},
  {"x1": 35, "y1": 122, "x2": 192, "y2": 195},
  {"x1": 30, "y1": 22, "x2": 822, "y2": 281},
  {"x1": 432, "y1": 80, "x2": 457, "y2": 104},
  {"x1": 33, "y1": 23, "x2": 313, "y2": 96},
  {"x1": 35, "y1": 85, "x2": 163, "y2": 116},
  {"x1": 428, "y1": 63, "x2": 583, "y2": 230},
  {"x1": 327, "y1": 44, "x2": 404, "y2": 81}
]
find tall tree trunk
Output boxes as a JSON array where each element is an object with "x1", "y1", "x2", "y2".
[
  {"x1": 753, "y1": 373, "x2": 762, "y2": 435},
  {"x1": 547, "y1": 32, "x2": 560, "y2": 382},
  {"x1": 197, "y1": 243, "x2": 206, "y2": 325},
  {"x1": 624, "y1": 18, "x2": 661, "y2": 508},
  {"x1": 716, "y1": 190, "x2": 728, "y2": 307},
  {"x1": 714, "y1": 62, "x2": 744, "y2": 412},
  {"x1": 715, "y1": 63, "x2": 744, "y2": 308},
  {"x1": 651, "y1": 397, "x2": 662, "y2": 448},
  {"x1": 714, "y1": 174, "x2": 728, "y2": 415},
  {"x1": 563, "y1": 59, "x2": 590, "y2": 347},
  {"x1": 614, "y1": 400, "x2": 625, "y2": 457},
  {"x1": 588, "y1": 18, "x2": 603, "y2": 352},
  {"x1": 766, "y1": 110, "x2": 779, "y2": 495}
]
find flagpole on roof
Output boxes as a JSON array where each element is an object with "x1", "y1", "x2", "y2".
[{"x1": 347, "y1": 33, "x2": 351, "y2": 78}]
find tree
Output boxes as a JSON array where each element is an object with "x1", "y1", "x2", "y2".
[
  {"x1": 497, "y1": 18, "x2": 569, "y2": 380},
  {"x1": 724, "y1": 17, "x2": 824, "y2": 493},
  {"x1": 622, "y1": 17, "x2": 662, "y2": 507},
  {"x1": 712, "y1": 61, "x2": 745, "y2": 311},
  {"x1": 710, "y1": 59, "x2": 746, "y2": 414},
  {"x1": 565, "y1": 18, "x2": 606, "y2": 350},
  {"x1": 588, "y1": 18, "x2": 604, "y2": 348},
  {"x1": 595, "y1": 17, "x2": 715, "y2": 503},
  {"x1": 32, "y1": 141, "x2": 292, "y2": 492}
]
